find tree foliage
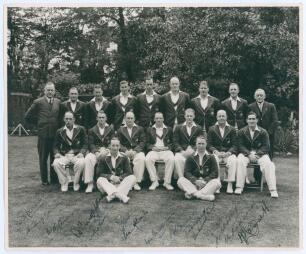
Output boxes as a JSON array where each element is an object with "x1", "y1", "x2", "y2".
[{"x1": 7, "y1": 7, "x2": 299, "y2": 109}]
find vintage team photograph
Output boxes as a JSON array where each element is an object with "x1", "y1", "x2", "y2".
[{"x1": 6, "y1": 6, "x2": 300, "y2": 248}]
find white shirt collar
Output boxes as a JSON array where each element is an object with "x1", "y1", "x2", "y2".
[
  {"x1": 120, "y1": 93, "x2": 133, "y2": 98},
  {"x1": 143, "y1": 91, "x2": 156, "y2": 96},
  {"x1": 183, "y1": 121, "x2": 197, "y2": 127},
  {"x1": 169, "y1": 90, "x2": 180, "y2": 96},
  {"x1": 196, "y1": 94, "x2": 211, "y2": 99},
  {"x1": 249, "y1": 125, "x2": 260, "y2": 132},
  {"x1": 106, "y1": 152, "x2": 123, "y2": 158},
  {"x1": 229, "y1": 96, "x2": 241, "y2": 102},
  {"x1": 152, "y1": 124, "x2": 167, "y2": 129},
  {"x1": 215, "y1": 121, "x2": 230, "y2": 127},
  {"x1": 64, "y1": 124, "x2": 77, "y2": 131},
  {"x1": 194, "y1": 150, "x2": 210, "y2": 156},
  {"x1": 91, "y1": 96, "x2": 107, "y2": 102},
  {"x1": 98, "y1": 123, "x2": 109, "y2": 129},
  {"x1": 68, "y1": 99, "x2": 79, "y2": 103},
  {"x1": 124, "y1": 123, "x2": 137, "y2": 128}
]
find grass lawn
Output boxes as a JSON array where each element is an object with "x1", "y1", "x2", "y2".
[{"x1": 7, "y1": 136, "x2": 300, "y2": 248}]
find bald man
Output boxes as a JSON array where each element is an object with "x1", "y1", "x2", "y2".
[
  {"x1": 25, "y1": 82, "x2": 61, "y2": 185},
  {"x1": 207, "y1": 110, "x2": 238, "y2": 194},
  {"x1": 160, "y1": 77, "x2": 190, "y2": 128}
]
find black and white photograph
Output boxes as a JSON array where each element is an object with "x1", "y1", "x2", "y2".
[{"x1": 5, "y1": 4, "x2": 301, "y2": 249}]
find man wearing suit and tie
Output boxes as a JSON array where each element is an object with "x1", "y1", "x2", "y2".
[
  {"x1": 96, "y1": 137, "x2": 137, "y2": 203},
  {"x1": 86, "y1": 84, "x2": 112, "y2": 129},
  {"x1": 221, "y1": 83, "x2": 249, "y2": 130},
  {"x1": 117, "y1": 111, "x2": 146, "y2": 191},
  {"x1": 173, "y1": 108, "x2": 203, "y2": 178},
  {"x1": 190, "y1": 80, "x2": 220, "y2": 133},
  {"x1": 135, "y1": 76, "x2": 161, "y2": 128},
  {"x1": 59, "y1": 87, "x2": 86, "y2": 127},
  {"x1": 249, "y1": 89, "x2": 278, "y2": 158},
  {"x1": 235, "y1": 111, "x2": 278, "y2": 198},
  {"x1": 84, "y1": 110, "x2": 115, "y2": 193},
  {"x1": 160, "y1": 76, "x2": 190, "y2": 128},
  {"x1": 177, "y1": 135, "x2": 221, "y2": 201},
  {"x1": 111, "y1": 80, "x2": 137, "y2": 130},
  {"x1": 145, "y1": 112, "x2": 175, "y2": 190},
  {"x1": 25, "y1": 82, "x2": 61, "y2": 185},
  {"x1": 53, "y1": 111, "x2": 87, "y2": 192},
  {"x1": 207, "y1": 110, "x2": 238, "y2": 194}
]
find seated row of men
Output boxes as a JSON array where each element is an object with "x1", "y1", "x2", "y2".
[{"x1": 52, "y1": 108, "x2": 278, "y2": 203}]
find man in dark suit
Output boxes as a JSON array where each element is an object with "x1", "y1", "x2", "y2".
[
  {"x1": 59, "y1": 87, "x2": 86, "y2": 126},
  {"x1": 173, "y1": 108, "x2": 203, "y2": 178},
  {"x1": 207, "y1": 110, "x2": 238, "y2": 194},
  {"x1": 84, "y1": 110, "x2": 115, "y2": 193},
  {"x1": 145, "y1": 112, "x2": 175, "y2": 190},
  {"x1": 177, "y1": 135, "x2": 221, "y2": 201},
  {"x1": 25, "y1": 82, "x2": 61, "y2": 185},
  {"x1": 111, "y1": 80, "x2": 137, "y2": 130},
  {"x1": 190, "y1": 80, "x2": 220, "y2": 133},
  {"x1": 96, "y1": 137, "x2": 137, "y2": 203},
  {"x1": 236, "y1": 111, "x2": 278, "y2": 198},
  {"x1": 86, "y1": 84, "x2": 112, "y2": 129},
  {"x1": 160, "y1": 76, "x2": 190, "y2": 128},
  {"x1": 117, "y1": 111, "x2": 146, "y2": 190},
  {"x1": 135, "y1": 76, "x2": 161, "y2": 128},
  {"x1": 248, "y1": 88, "x2": 278, "y2": 157},
  {"x1": 53, "y1": 111, "x2": 87, "y2": 192},
  {"x1": 221, "y1": 83, "x2": 249, "y2": 130}
]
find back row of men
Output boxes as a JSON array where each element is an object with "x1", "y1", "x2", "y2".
[{"x1": 25, "y1": 78, "x2": 279, "y2": 202}]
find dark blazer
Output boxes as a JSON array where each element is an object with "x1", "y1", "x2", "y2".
[
  {"x1": 237, "y1": 126, "x2": 270, "y2": 157},
  {"x1": 173, "y1": 123, "x2": 203, "y2": 152},
  {"x1": 135, "y1": 92, "x2": 161, "y2": 128},
  {"x1": 88, "y1": 125, "x2": 115, "y2": 153},
  {"x1": 221, "y1": 97, "x2": 249, "y2": 129},
  {"x1": 146, "y1": 125, "x2": 173, "y2": 151},
  {"x1": 185, "y1": 153, "x2": 219, "y2": 184},
  {"x1": 207, "y1": 124, "x2": 238, "y2": 155},
  {"x1": 53, "y1": 125, "x2": 88, "y2": 156},
  {"x1": 25, "y1": 96, "x2": 61, "y2": 138},
  {"x1": 117, "y1": 125, "x2": 146, "y2": 153},
  {"x1": 248, "y1": 101, "x2": 278, "y2": 135},
  {"x1": 190, "y1": 95, "x2": 220, "y2": 132},
  {"x1": 160, "y1": 91, "x2": 190, "y2": 128},
  {"x1": 59, "y1": 100, "x2": 86, "y2": 126},
  {"x1": 110, "y1": 95, "x2": 137, "y2": 130},
  {"x1": 86, "y1": 99, "x2": 112, "y2": 129},
  {"x1": 96, "y1": 153, "x2": 132, "y2": 181}
]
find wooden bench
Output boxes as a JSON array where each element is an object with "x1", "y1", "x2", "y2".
[{"x1": 219, "y1": 161, "x2": 264, "y2": 192}]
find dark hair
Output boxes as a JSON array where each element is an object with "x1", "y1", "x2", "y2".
[
  {"x1": 93, "y1": 84, "x2": 102, "y2": 90},
  {"x1": 199, "y1": 80, "x2": 209, "y2": 88},
  {"x1": 64, "y1": 111, "x2": 75, "y2": 119},
  {"x1": 196, "y1": 135, "x2": 207, "y2": 142},
  {"x1": 247, "y1": 111, "x2": 258, "y2": 119},
  {"x1": 69, "y1": 87, "x2": 78, "y2": 92}
]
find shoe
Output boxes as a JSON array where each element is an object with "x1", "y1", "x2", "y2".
[
  {"x1": 196, "y1": 194, "x2": 215, "y2": 201},
  {"x1": 149, "y1": 181, "x2": 159, "y2": 190},
  {"x1": 133, "y1": 183, "x2": 141, "y2": 191},
  {"x1": 226, "y1": 183, "x2": 233, "y2": 194},
  {"x1": 234, "y1": 188, "x2": 242, "y2": 195},
  {"x1": 185, "y1": 192, "x2": 193, "y2": 199},
  {"x1": 163, "y1": 183, "x2": 174, "y2": 191},
  {"x1": 270, "y1": 191, "x2": 279, "y2": 198},
  {"x1": 215, "y1": 189, "x2": 220, "y2": 194},
  {"x1": 106, "y1": 193, "x2": 116, "y2": 202},
  {"x1": 245, "y1": 177, "x2": 250, "y2": 184},
  {"x1": 73, "y1": 183, "x2": 80, "y2": 192},
  {"x1": 61, "y1": 183, "x2": 68, "y2": 192},
  {"x1": 115, "y1": 193, "x2": 130, "y2": 204},
  {"x1": 42, "y1": 182, "x2": 49, "y2": 186},
  {"x1": 85, "y1": 183, "x2": 94, "y2": 193}
]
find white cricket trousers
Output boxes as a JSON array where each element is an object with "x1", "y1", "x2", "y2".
[
  {"x1": 236, "y1": 154, "x2": 277, "y2": 190},
  {"x1": 214, "y1": 154, "x2": 237, "y2": 182},
  {"x1": 145, "y1": 150, "x2": 175, "y2": 184},
  {"x1": 132, "y1": 152, "x2": 146, "y2": 183},
  {"x1": 96, "y1": 175, "x2": 137, "y2": 196},
  {"x1": 174, "y1": 152, "x2": 187, "y2": 178},
  {"x1": 53, "y1": 154, "x2": 85, "y2": 185},
  {"x1": 177, "y1": 177, "x2": 221, "y2": 195}
]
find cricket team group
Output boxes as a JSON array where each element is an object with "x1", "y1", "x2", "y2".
[{"x1": 25, "y1": 76, "x2": 279, "y2": 204}]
